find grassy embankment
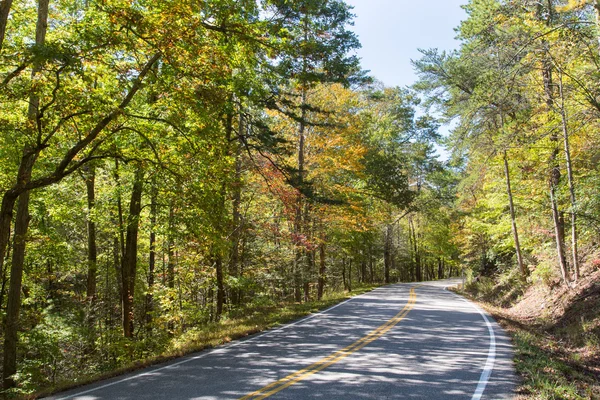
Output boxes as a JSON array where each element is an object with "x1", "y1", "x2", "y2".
[{"x1": 456, "y1": 269, "x2": 600, "y2": 399}]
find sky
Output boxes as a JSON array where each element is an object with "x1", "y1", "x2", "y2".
[{"x1": 345, "y1": 0, "x2": 468, "y2": 88}]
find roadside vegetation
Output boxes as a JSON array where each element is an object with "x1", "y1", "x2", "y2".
[
  {"x1": 31, "y1": 283, "x2": 378, "y2": 399},
  {"x1": 0, "y1": 0, "x2": 458, "y2": 396},
  {"x1": 414, "y1": 0, "x2": 600, "y2": 398},
  {"x1": 459, "y1": 266, "x2": 600, "y2": 399},
  {"x1": 3, "y1": 0, "x2": 600, "y2": 397}
]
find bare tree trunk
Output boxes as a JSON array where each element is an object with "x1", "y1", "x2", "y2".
[
  {"x1": 121, "y1": 166, "x2": 144, "y2": 338},
  {"x1": 558, "y1": 74, "x2": 579, "y2": 281},
  {"x1": 503, "y1": 150, "x2": 526, "y2": 278}
]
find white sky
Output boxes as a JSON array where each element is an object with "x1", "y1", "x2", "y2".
[{"x1": 345, "y1": 0, "x2": 468, "y2": 88}]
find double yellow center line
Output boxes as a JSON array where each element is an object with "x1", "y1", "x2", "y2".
[{"x1": 240, "y1": 285, "x2": 420, "y2": 399}]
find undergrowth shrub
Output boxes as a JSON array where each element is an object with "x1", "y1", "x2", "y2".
[{"x1": 531, "y1": 260, "x2": 557, "y2": 287}]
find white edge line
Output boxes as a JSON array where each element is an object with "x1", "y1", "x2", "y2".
[
  {"x1": 51, "y1": 287, "x2": 385, "y2": 400},
  {"x1": 444, "y1": 285, "x2": 497, "y2": 400}
]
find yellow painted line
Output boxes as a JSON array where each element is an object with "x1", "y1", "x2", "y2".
[{"x1": 240, "y1": 285, "x2": 421, "y2": 400}]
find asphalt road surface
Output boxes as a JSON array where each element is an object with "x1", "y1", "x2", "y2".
[{"x1": 47, "y1": 279, "x2": 516, "y2": 399}]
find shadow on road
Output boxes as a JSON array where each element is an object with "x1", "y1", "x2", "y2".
[{"x1": 48, "y1": 280, "x2": 516, "y2": 400}]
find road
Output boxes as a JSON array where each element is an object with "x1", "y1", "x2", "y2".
[{"x1": 47, "y1": 279, "x2": 516, "y2": 399}]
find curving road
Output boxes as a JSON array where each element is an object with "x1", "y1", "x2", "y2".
[{"x1": 47, "y1": 279, "x2": 516, "y2": 400}]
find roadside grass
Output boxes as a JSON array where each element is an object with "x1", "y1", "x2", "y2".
[
  {"x1": 454, "y1": 283, "x2": 600, "y2": 400},
  {"x1": 496, "y1": 313, "x2": 597, "y2": 399},
  {"x1": 29, "y1": 284, "x2": 379, "y2": 399}
]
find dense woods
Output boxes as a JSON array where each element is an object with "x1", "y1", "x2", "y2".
[
  {"x1": 414, "y1": 0, "x2": 600, "y2": 290},
  {"x1": 3, "y1": 0, "x2": 599, "y2": 395},
  {"x1": 0, "y1": 0, "x2": 458, "y2": 395}
]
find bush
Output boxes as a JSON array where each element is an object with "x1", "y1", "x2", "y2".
[{"x1": 531, "y1": 261, "x2": 558, "y2": 287}]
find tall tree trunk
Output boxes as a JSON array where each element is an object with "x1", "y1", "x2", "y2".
[
  {"x1": 383, "y1": 224, "x2": 392, "y2": 284},
  {"x1": 0, "y1": 193, "x2": 17, "y2": 298},
  {"x1": 558, "y1": 73, "x2": 579, "y2": 281},
  {"x1": 0, "y1": 0, "x2": 13, "y2": 50},
  {"x1": 229, "y1": 113, "x2": 244, "y2": 306},
  {"x1": 213, "y1": 108, "x2": 236, "y2": 321},
  {"x1": 121, "y1": 166, "x2": 144, "y2": 338},
  {"x1": 594, "y1": 0, "x2": 600, "y2": 51},
  {"x1": 302, "y1": 203, "x2": 312, "y2": 302},
  {"x1": 113, "y1": 236, "x2": 122, "y2": 300},
  {"x1": 2, "y1": 0, "x2": 48, "y2": 388},
  {"x1": 390, "y1": 247, "x2": 396, "y2": 282},
  {"x1": 83, "y1": 164, "x2": 97, "y2": 347},
  {"x1": 2, "y1": 191, "x2": 31, "y2": 389},
  {"x1": 84, "y1": 165, "x2": 98, "y2": 301},
  {"x1": 503, "y1": 150, "x2": 526, "y2": 278},
  {"x1": 304, "y1": 239, "x2": 314, "y2": 302},
  {"x1": 540, "y1": 0, "x2": 570, "y2": 285},
  {"x1": 407, "y1": 219, "x2": 414, "y2": 282},
  {"x1": 114, "y1": 158, "x2": 126, "y2": 269},
  {"x1": 410, "y1": 217, "x2": 422, "y2": 282},
  {"x1": 368, "y1": 243, "x2": 374, "y2": 283},
  {"x1": 293, "y1": 88, "x2": 307, "y2": 302},
  {"x1": 167, "y1": 205, "x2": 175, "y2": 332},
  {"x1": 361, "y1": 252, "x2": 367, "y2": 284},
  {"x1": 0, "y1": 234, "x2": 9, "y2": 309},
  {"x1": 113, "y1": 158, "x2": 126, "y2": 330},
  {"x1": 341, "y1": 258, "x2": 346, "y2": 291},
  {"x1": 317, "y1": 225, "x2": 326, "y2": 300},
  {"x1": 550, "y1": 177, "x2": 570, "y2": 283},
  {"x1": 215, "y1": 253, "x2": 224, "y2": 321},
  {"x1": 146, "y1": 183, "x2": 157, "y2": 329},
  {"x1": 347, "y1": 260, "x2": 352, "y2": 292}
]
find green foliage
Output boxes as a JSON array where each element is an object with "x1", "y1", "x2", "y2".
[
  {"x1": 512, "y1": 328, "x2": 596, "y2": 399},
  {"x1": 531, "y1": 261, "x2": 559, "y2": 287}
]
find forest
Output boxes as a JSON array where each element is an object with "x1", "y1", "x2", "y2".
[
  {"x1": 0, "y1": 0, "x2": 459, "y2": 395},
  {"x1": 0, "y1": 0, "x2": 599, "y2": 397}
]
